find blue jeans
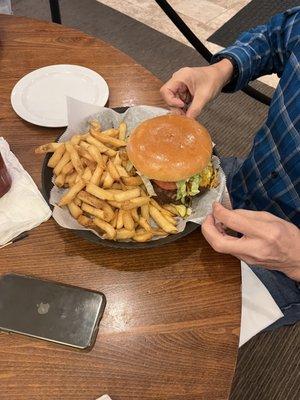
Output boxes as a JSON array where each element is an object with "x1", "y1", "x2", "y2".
[{"x1": 221, "y1": 157, "x2": 300, "y2": 330}]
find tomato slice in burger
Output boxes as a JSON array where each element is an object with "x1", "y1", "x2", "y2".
[{"x1": 153, "y1": 180, "x2": 177, "y2": 190}]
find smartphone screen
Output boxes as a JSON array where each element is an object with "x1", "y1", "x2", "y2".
[{"x1": 0, "y1": 274, "x2": 106, "y2": 350}]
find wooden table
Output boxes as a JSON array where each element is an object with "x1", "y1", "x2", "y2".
[{"x1": 0, "y1": 15, "x2": 241, "y2": 400}]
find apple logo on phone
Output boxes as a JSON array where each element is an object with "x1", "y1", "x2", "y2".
[{"x1": 37, "y1": 302, "x2": 50, "y2": 315}]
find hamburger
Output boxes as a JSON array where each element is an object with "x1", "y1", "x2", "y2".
[{"x1": 126, "y1": 114, "x2": 219, "y2": 206}]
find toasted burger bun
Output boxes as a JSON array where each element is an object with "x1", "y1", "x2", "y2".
[{"x1": 127, "y1": 114, "x2": 212, "y2": 182}]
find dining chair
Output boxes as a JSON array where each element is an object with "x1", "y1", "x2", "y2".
[{"x1": 49, "y1": 0, "x2": 61, "y2": 24}]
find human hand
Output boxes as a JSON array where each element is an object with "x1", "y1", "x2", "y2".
[
  {"x1": 202, "y1": 203, "x2": 300, "y2": 281},
  {"x1": 160, "y1": 59, "x2": 233, "y2": 118}
]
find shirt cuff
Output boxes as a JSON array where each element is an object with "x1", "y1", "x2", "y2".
[{"x1": 211, "y1": 45, "x2": 253, "y2": 92}]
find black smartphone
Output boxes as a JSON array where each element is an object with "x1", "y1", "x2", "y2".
[{"x1": 0, "y1": 274, "x2": 106, "y2": 350}]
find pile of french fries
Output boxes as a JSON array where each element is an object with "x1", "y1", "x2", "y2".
[{"x1": 35, "y1": 119, "x2": 187, "y2": 242}]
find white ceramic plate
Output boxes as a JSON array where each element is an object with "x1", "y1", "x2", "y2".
[{"x1": 11, "y1": 64, "x2": 109, "y2": 127}]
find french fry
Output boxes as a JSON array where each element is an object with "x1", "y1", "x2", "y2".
[
  {"x1": 141, "y1": 203, "x2": 150, "y2": 221},
  {"x1": 122, "y1": 197, "x2": 150, "y2": 210},
  {"x1": 89, "y1": 119, "x2": 101, "y2": 131},
  {"x1": 161, "y1": 213, "x2": 177, "y2": 226},
  {"x1": 121, "y1": 176, "x2": 143, "y2": 186},
  {"x1": 78, "y1": 146, "x2": 95, "y2": 162},
  {"x1": 100, "y1": 202, "x2": 115, "y2": 222},
  {"x1": 102, "y1": 171, "x2": 114, "y2": 189},
  {"x1": 112, "y1": 182, "x2": 123, "y2": 190},
  {"x1": 62, "y1": 161, "x2": 74, "y2": 175},
  {"x1": 133, "y1": 231, "x2": 153, "y2": 242},
  {"x1": 151, "y1": 228, "x2": 167, "y2": 236},
  {"x1": 150, "y1": 198, "x2": 164, "y2": 213},
  {"x1": 131, "y1": 208, "x2": 139, "y2": 223},
  {"x1": 35, "y1": 142, "x2": 61, "y2": 154},
  {"x1": 101, "y1": 128, "x2": 119, "y2": 137},
  {"x1": 102, "y1": 155, "x2": 108, "y2": 164},
  {"x1": 86, "y1": 183, "x2": 115, "y2": 201},
  {"x1": 116, "y1": 229, "x2": 135, "y2": 240},
  {"x1": 119, "y1": 149, "x2": 129, "y2": 162},
  {"x1": 77, "y1": 190, "x2": 104, "y2": 208},
  {"x1": 139, "y1": 217, "x2": 152, "y2": 232},
  {"x1": 79, "y1": 141, "x2": 90, "y2": 150},
  {"x1": 116, "y1": 164, "x2": 129, "y2": 178},
  {"x1": 135, "y1": 228, "x2": 146, "y2": 235},
  {"x1": 108, "y1": 201, "x2": 123, "y2": 209},
  {"x1": 53, "y1": 151, "x2": 71, "y2": 176},
  {"x1": 149, "y1": 205, "x2": 178, "y2": 234},
  {"x1": 77, "y1": 214, "x2": 94, "y2": 228},
  {"x1": 118, "y1": 122, "x2": 126, "y2": 141},
  {"x1": 140, "y1": 188, "x2": 147, "y2": 197},
  {"x1": 105, "y1": 148, "x2": 117, "y2": 157},
  {"x1": 78, "y1": 192, "x2": 115, "y2": 221},
  {"x1": 66, "y1": 142, "x2": 84, "y2": 175},
  {"x1": 111, "y1": 211, "x2": 118, "y2": 229},
  {"x1": 70, "y1": 135, "x2": 81, "y2": 145},
  {"x1": 160, "y1": 208, "x2": 174, "y2": 218},
  {"x1": 81, "y1": 157, "x2": 96, "y2": 171},
  {"x1": 91, "y1": 130, "x2": 127, "y2": 148},
  {"x1": 107, "y1": 188, "x2": 129, "y2": 195},
  {"x1": 86, "y1": 145, "x2": 104, "y2": 165},
  {"x1": 66, "y1": 171, "x2": 78, "y2": 187},
  {"x1": 73, "y1": 197, "x2": 82, "y2": 207},
  {"x1": 113, "y1": 152, "x2": 122, "y2": 165},
  {"x1": 47, "y1": 144, "x2": 65, "y2": 168},
  {"x1": 58, "y1": 179, "x2": 86, "y2": 206},
  {"x1": 114, "y1": 188, "x2": 140, "y2": 202},
  {"x1": 81, "y1": 203, "x2": 105, "y2": 220},
  {"x1": 116, "y1": 209, "x2": 124, "y2": 229},
  {"x1": 99, "y1": 172, "x2": 105, "y2": 187},
  {"x1": 68, "y1": 202, "x2": 83, "y2": 219},
  {"x1": 107, "y1": 160, "x2": 120, "y2": 180},
  {"x1": 163, "y1": 204, "x2": 179, "y2": 216},
  {"x1": 86, "y1": 135, "x2": 110, "y2": 153},
  {"x1": 90, "y1": 164, "x2": 103, "y2": 186},
  {"x1": 82, "y1": 167, "x2": 92, "y2": 181},
  {"x1": 75, "y1": 174, "x2": 81, "y2": 183},
  {"x1": 55, "y1": 173, "x2": 65, "y2": 188},
  {"x1": 123, "y1": 211, "x2": 135, "y2": 231},
  {"x1": 93, "y1": 217, "x2": 116, "y2": 239}
]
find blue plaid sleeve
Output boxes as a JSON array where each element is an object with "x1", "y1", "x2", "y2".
[{"x1": 211, "y1": 7, "x2": 300, "y2": 92}]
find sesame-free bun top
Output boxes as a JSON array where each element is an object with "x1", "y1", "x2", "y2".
[{"x1": 126, "y1": 114, "x2": 212, "y2": 182}]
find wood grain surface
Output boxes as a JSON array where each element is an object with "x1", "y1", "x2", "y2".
[{"x1": 0, "y1": 15, "x2": 241, "y2": 400}]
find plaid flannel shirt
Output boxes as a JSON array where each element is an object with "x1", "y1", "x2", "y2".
[{"x1": 212, "y1": 7, "x2": 300, "y2": 227}]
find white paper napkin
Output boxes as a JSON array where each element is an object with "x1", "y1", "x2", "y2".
[
  {"x1": 239, "y1": 261, "x2": 283, "y2": 346},
  {"x1": 221, "y1": 183, "x2": 283, "y2": 345},
  {"x1": 0, "y1": 137, "x2": 51, "y2": 245},
  {"x1": 96, "y1": 396, "x2": 112, "y2": 400}
]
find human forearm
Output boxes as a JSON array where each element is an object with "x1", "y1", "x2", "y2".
[
  {"x1": 286, "y1": 231, "x2": 300, "y2": 281},
  {"x1": 211, "y1": 8, "x2": 300, "y2": 92},
  {"x1": 210, "y1": 59, "x2": 234, "y2": 90}
]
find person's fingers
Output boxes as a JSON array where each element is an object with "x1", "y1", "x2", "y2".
[
  {"x1": 178, "y1": 87, "x2": 192, "y2": 105},
  {"x1": 185, "y1": 91, "x2": 207, "y2": 118},
  {"x1": 233, "y1": 208, "x2": 279, "y2": 223},
  {"x1": 202, "y1": 214, "x2": 250, "y2": 254},
  {"x1": 212, "y1": 203, "x2": 268, "y2": 237},
  {"x1": 215, "y1": 221, "x2": 226, "y2": 235},
  {"x1": 169, "y1": 107, "x2": 185, "y2": 115},
  {"x1": 160, "y1": 80, "x2": 187, "y2": 108}
]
